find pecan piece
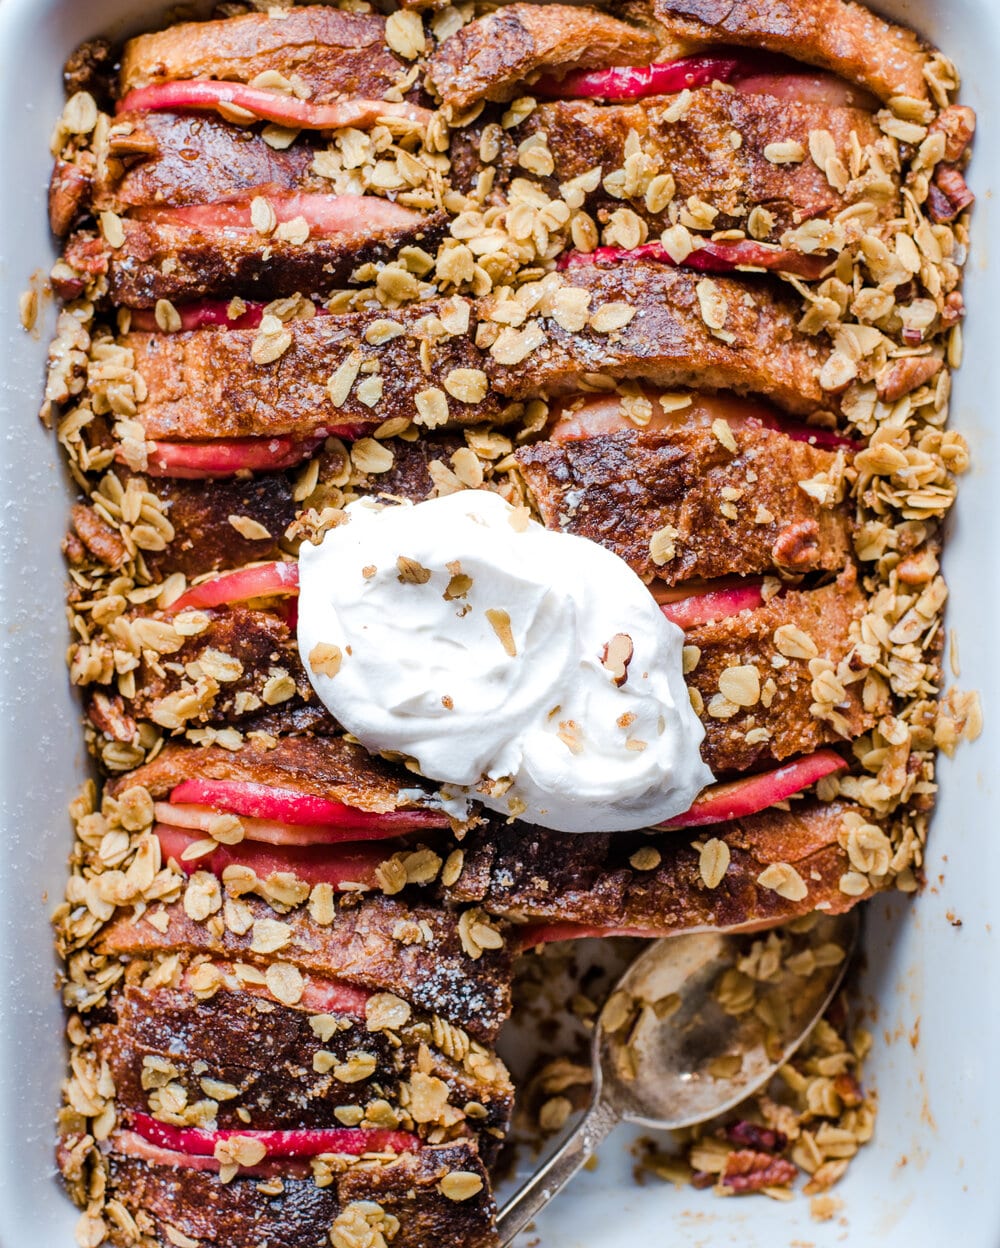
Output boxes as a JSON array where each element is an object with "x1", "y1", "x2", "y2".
[
  {"x1": 49, "y1": 159, "x2": 92, "y2": 237},
  {"x1": 876, "y1": 355, "x2": 942, "y2": 403},
  {"x1": 601, "y1": 632, "x2": 634, "y2": 686},
  {"x1": 88, "y1": 691, "x2": 139, "y2": 745},
  {"x1": 721, "y1": 1149, "x2": 798, "y2": 1193},
  {"x1": 833, "y1": 1072, "x2": 864, "y2": 1109},
  {"x1": 71, "y1": 502, "x2": 127, "y2": 570},
  {"x1": 928, "y1": 104, "x2": 976, "y2": 162},
  {"x1": 724, "y1": 1120, "x2": 788, "y2": 1153},
  {"x1": 927, "y1": 164, "x2": 975, "y2": 223},
  {"x1": 771, "y1": 520, "x2": 821, "y2": 572}
]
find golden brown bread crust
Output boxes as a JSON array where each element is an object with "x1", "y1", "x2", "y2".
[
  {"x1": 428, "y1": 3, "x2": 659, "y2": 110},
  {"x1": 62, "y1": 212, "x2": 447, "y2": 308},
  {"x1": 119, "y1": 7, "x2": 413, "y2": 104},
  {"x1": 489, "y1": 264, "x2": 834, "y2": 415},
  {"x1": 516, "y1": 420, "x2": 851, "y2": 584},
  {"x1": 454, "y1": 799, "x2": 870, "y2": 932},
  {"x1": 101, "y1": 437, "x2": 444, "y2": 582},
  {"x1": 109, "y1": 265, "x2": 833, "y2": 442},
  {"x1": 89, "y1": 112, "x2": 326, "y2": 214},
  {"x1": 87, "y1": 605, "x2": 314, "y2": 733},
  {"x1": 452, "y1": 90, "x2": 895, "y2": 238},
  {"x1": 127, "y1": 470, "x2": 298, "y2": 579},
  {"x1": 119, "y1": 301, "x2": 503, "y2": 439},
  {"x1": 96, "y1": 893, "x2": 513, "y2": 1041},
  {"x1": 107, "y1": 1141, "x2": 498, "y2": 1248},
  {"x1": 107, "y1": 736, "x2": 427, "y2": 813},
  {"x1": 99, "y1": 982, "x2": 514, "y2": 1145},
  {"x1": 648, "y1": 0, "x2": 930, "y2": 102},
  {"x1": 688, "y1": 570, "x2": 884, "y2": 773}
]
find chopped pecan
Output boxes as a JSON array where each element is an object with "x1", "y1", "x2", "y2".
[
  {"x1": 876, "y1": 355, "x2": 942, "y2": 403},
  {"x1": 897, "y1": 547, "x2": 939, "y2": 586},
  {"x1": 601, "y1": 633, "x2": 634, "y2": 686},
  {"x1": 63, "y1": 37, "x2": 115, "y2": 102},
  {"x1": 721, "y1": 1149, "x2": 798, "y2": 1193},
  {"x1": 62, "y1": 531, "x2": 87, "y2": 568},
  {"x1": 941, "y1": 291, "x2": 965, "y2": 328},
  {"x1": 71, "y1": 503, "x2": 127, "y2": 570},
  {"x1": 927, "y1": 164, "x2": 975, "y2": 223},
  {"x1": 928, "y1": 104, "x2": 976, "y2": 162},
  {"x1": 833, "y1": 1072, "x2": 864, "y2": 1108},
  {"x1": 771, "y1": 520, "x2": 821, "y2": 572},
  {"x1": 724, "y1": 1120, "x2": 788, "y2": 1153},
  {"x1": 88, "y1": 691, "x2": 140, "y2": 745},
  {"x1": 49, "y1": 159, "x2": 92, "y2": 237}
]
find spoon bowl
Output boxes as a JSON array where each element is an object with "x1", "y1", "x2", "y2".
[{"x1": 497, "y1": 909, "x2": 860, "y2": 1245}]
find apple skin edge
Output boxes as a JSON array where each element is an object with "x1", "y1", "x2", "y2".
[
  {"x1": 166, "y1": 562, "x2": 301, "y2": 613},
  {"x1": 178, "y1": 961, "x2": 372, "y2": 1017},
  {"x1": 155, "y1": 823, "x2": 389, "y2": 890},
  {"x1": 558, "y1": 239, "x2": 830, "y2": 281},
  {"x1": 535, "y1": 53, "x2": 743, "y2": 101},
  {"x1": 118, "y1": 79, "x2": 430, "y2": 128},
  {"x1": 130, "y1": 1114, "x2": 420, "y2": 1160},
  {"x1": 659, "y1": 749, "x2": 848, "y2": 831},
  {"x1": 166, "y1": 778, "x2": 450, "y2": 832}
]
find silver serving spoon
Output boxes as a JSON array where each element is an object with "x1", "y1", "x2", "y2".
[{"x1": 497, "y1": 910, "x2": 860, "y2": 1244}]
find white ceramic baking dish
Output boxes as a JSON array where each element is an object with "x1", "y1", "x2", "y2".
[{"x1": 0, "y1": 0, "x2": 995, "y2": 1243}]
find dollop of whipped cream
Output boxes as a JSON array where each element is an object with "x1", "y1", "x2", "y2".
[{"x1": 297, "y1": 491, "x2": 712, "y2": 833}]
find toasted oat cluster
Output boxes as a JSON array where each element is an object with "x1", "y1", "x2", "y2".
[{"x1": 39, "y1": 0, "x2": 978, "y2": 1244}]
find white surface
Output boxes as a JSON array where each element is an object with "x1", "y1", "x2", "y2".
[{"x1": 0, "y1": 0, "x2": 995, "y2": 1244}]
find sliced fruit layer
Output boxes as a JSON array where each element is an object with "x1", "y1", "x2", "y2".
[
  {"x1": 118, "y1": 80, "x2": 431, "y2": 129},
  {"x1": 535, "y1": 50, "x2": 872, "y2": 108},
  {"x1": 168, "y1": 777, "x2": 449, "y2": 831},
  {"x1": 155, "y1": 804, "x2": 432, "y2": 846},
  {"x1": 559, "y1": 239, "x2": 829, "y2": 280},
  {"x1": 178, "y1": 961, "x2": 372, "y2": 1017},
  {"x1": 134, "y1": 191, "x2": 424, "y2": 239},
  {"x1": 143, "y1": 435, "x2": 325, "y2": 479},
  {"x1": 548, "y1": 390, "x2": 860, "y2": 450},
  {"x1": 131, "y1": 1114, "x2": 420, "y2": 1159},
  {"x1": 167, "y1": 562, "x2": 300, "y2": 612},
  {"x1": 657, "y1": 579, "x2": 767, "y2": 629},
  {"x1": 518, "y1": 923, "x2": 663, "y2": 947},
  {"x1": 130, "y1": 300, "x2": 267, "y2": 332},
  {"x1": 658, "y1": 749, "x2": 848, "y2": 830},
  {"x1": 156, "y1": 824, "x2": 386, "y2": 888}
]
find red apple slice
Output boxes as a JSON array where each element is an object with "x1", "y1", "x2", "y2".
[
  {"x1": 657, "y1": 579, "x2": 767, "y2": 629},
  {"x1": 142, "y1": 435, "x2": 325, "y2": 479},
  {"x1": 166, "y1": 561, "x2": 300, "y2": 612},
  {"x1": 155, "y1": 804, "x2": 422, "y2": 846},
  {"x1": 129, "y1": 299, "x2": 268, "y2": 332},
  {"x1": 548, "y1": 391, "x2": 861, "y2": 451},
  {"x1": 558, "y1": 239, "x2": 829, "y2": 281},
  {"x1": 118, "y1": 80, "x2": 431, "y2": 129},
  {"x1": 167, "y1": 778, "x2": 450, "y2": 832},
  {"x1": 535, "y1": 53, "x2": 743, "y2": 100},
  {"x1": 135, "y1": 190, "x2": 424, "y2": 238},
  {"x1": 113, "y1": 1130, "x2": 303, "y2": 1176},
  {"x1": 179, "y1": 961, "x2": 371, "y2": 1017},
  {"x1": 156, "y1": 824, "x2": 386, "y2": 889},
  {"x1": 130, "y1": 1114, "x2": 419, "y2": 1159},
  {"x1": 535, "y1": 51, "x2": 871, "y2": 109},
  {"x1": 657, "y1": 749, "x2": 848, "y2": 830},
  {"x1": 518, "y1": 923, "x2": 664, "y2": 948}
]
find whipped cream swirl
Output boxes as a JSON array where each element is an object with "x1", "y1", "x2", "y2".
[{"x1": 297, "y1": 491, "x2": 711, "y2": 833}]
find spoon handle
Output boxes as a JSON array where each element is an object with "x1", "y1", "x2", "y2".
[{"x1": 496, "y1": 1093, "x2": 622, "y2": 1246}]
